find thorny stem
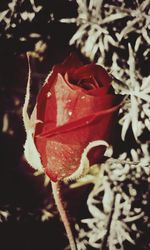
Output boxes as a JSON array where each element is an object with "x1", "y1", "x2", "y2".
[{"x1": 51, "y1": 181, "x2": 77, "y2": 250}]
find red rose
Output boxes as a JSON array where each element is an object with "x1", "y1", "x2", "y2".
[{"x1": 24, "y1": 54, "x2": 121, "y2": 182}]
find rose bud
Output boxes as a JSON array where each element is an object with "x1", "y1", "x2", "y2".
[{"x1": 23, "y1": 54, "x2": 121, "y2": 182}]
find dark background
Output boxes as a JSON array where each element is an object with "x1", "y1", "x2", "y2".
[{"x1": 0, "y1": 1, "x2": 86, "y2": 250}]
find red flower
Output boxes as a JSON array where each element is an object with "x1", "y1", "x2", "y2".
[{"x1": 29, "y1": 54, "x2": 121, "y2": 182}]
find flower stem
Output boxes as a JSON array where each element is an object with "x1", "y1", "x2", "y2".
[{"x1": 51, "y1": 181, "x2": 77, "y2": 250}]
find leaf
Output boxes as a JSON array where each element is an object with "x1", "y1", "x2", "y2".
[
  {"x1": 131, "y1": 95, "x2": 139, "y2": 140},
  {"x1": 121, "y1": 114, "x2": 131, "y2": 140}
]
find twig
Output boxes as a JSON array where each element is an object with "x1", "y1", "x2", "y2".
[{"x1": 51, "y1": 181, "x2": 77, "y2": 250}]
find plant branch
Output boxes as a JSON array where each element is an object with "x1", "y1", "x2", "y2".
[{"x1": 51, "y1": 181, "x2": 77, "y2": 250}]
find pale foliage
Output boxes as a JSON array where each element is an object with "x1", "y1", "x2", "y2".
[
  {"x1": 74, "y1": 143, "x2": 150, "y2": 249},
  {"x1": 0, "y1": 210, "x2": 10, "y2": 222},
  {"x1": 61, "y1": 0, "x2": 150, "y2": 64},
  {"x1": 112, "y1": 43, "x2": 150, "y2": 141},
  {"x1": 1, "y1": 0, "x2": 42, "y2": 31}
]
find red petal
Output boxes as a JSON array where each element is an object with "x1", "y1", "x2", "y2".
[
  {"x1": 36, "y1": 91, "x2": 121, "y2": 138},
  {"x1": 35, "y1": 73, "x2": 78, "y2": 135},
  {"x1": 62, "y1": 53, "x2": 83, "y2": 70},
  {"x1": 51, "y1": 53, "x2": 83, "y2": 77},
  {"x1": 33, "y1": 55, "x2": 122, "y2": 182},
  {"x1": 35, "y1": 108, "x2": 119, "y2": 181},
  {"x1": 35, "y1": 53, "x2": 83, "y2": 134},
  {"x1": 69, "y1": 64, "x2": 111, "y2": 87}
]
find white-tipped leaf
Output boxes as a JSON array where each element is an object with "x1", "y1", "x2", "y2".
[{"x1": 22, "y1": 54, "x2": 44, "y2": 172}]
